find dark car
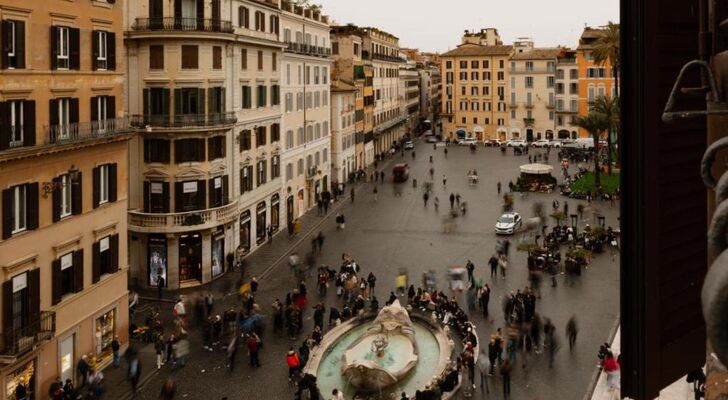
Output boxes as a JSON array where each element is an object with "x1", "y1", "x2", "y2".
[{"x1": 392, "y1": 163, "x2": 410, "y2": 182}]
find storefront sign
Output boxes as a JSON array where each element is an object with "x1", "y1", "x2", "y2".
[
  {"x1": 151, "y1": 182, "x2": 163, "y2": 194},
  {"x1": 183, "y1": 182, "x2": 197, "y2": 193},
  {"x1": 100, "y1": 237, "x2": 109, "y2": 252},
  {"x1": 61, "y1": 253, "x2": 73, "y2": 270},
  {"x1": 12, "y1": 273, "x2": 26, "y2": 293}
]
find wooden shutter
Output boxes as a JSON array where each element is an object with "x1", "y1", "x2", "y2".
[
  {"x1": 110, "y1": 234, "x2": 119, "y2": 272},
  {"x1": 22, "y1": 100, "x2": 35, "y2": 146},
  {"x1": 174, "y1": 88, "x2": 182, "y2": 116},
  {"x1": 108, "y1": 163, "x2": 117, "y2": 202},
  {"x1": 162, "y1": 182, "x2": 170, "y2": 213},
  {"x1": 143, "y1": 181, "x2": 150, "y2": 212},
  {"x1": 207, "y1": 137, "x2": 215, "y2": 160},
  {"x1": 26, "y1": 183, "x2": 38, "y2": 230},
  {"x1": 49, "y1": 99, "x2": 58, "y2": 128},
  {"x1": 197, "y1": 180, "x2": 206, "y2": 210},
  {"x1": 2, "y1": 280, "x2": 12, "y2": 337},
  {"x1": 0, "y1": 102, "x2": 9, "y2": 150},
  {"x1": 174, "y1": 182, "x2": 183, "y2": 212},
  {"x1": 174, "y1": 139, "x2": 185, "y2": 163},
  {"x1": 27, "y1": 268, "x2": 39, "y2": 323},
  {"x1": 69, "y1": 98, "x2": 79, "y2": 124},
  {"x1": 208, "y1": 179, "x2": 217, "y2": 207},
  {"x1": 92, "y1": 241, "x2": 101, "y2": 283},
  {"x1": 69, "y1": 27, "x2": 80, "y2": 70},
  {"x1": 51, "y1": 177, "x2": 61, "y2": 222},
  {"x1": 1, "y1": 21, "x2": 9, "y2": 69},
  {"x1": 90, "y1": 97, "x2": 98, "y2": 125},
  {"x1": 198, "y1": 138, "x2": 206, "y2": 162},
  {"x1": 51, "y1": 259, "x2": 61, "y2": 305},
  {"x1": 73, "y1": 249, "x2": 83, "y2": 293},
  {"x1": 196, "y1": 0, "x2": 204, "y2": 29},
  {"x1": 92, "y1": 166, "x2": 100, "y2": 208},
  {"x1": 174, "y1": 0, "x2": 182, "y2": 19},
  {"x1": 107, "y1": 32, "x2": 116, "y2": 70},
  {"x1": 222, "y1": 175, "x2": 229, "y2": 205},
  {"x1": 212, "y1": 0, "x2": 220, "y2": 22},
  {"x1": 142, "y1": 88, "x2": 149, "y2": 117},
  {"x1": 92, "y1": 31, "x2": 99, "y2": 71},
  {"x1": 50, "y1": 26, "x2": 58, "y2": 70},
  {"x1": 71, "y1": 171, "x2": 82, "y2": 215},
  {"x1": 1, "y1": 188, "x2": 12, "y2": 239},
  {"x1": 621, "y1": 0, "x2": 708, "y2": 398},
  {"x1": 161, "y1": 139, "x2": 170, "y2": 163},
  {"x1": 15, "y1": 21, "x2": 25, "y2": 69},
  {"x1": 108, "y1": 96, "x2": 116, "y2": 119}
]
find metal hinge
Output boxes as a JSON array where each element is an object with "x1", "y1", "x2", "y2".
[{"x1": 662, "y1": 60, "x2": 728, "y2": 122}]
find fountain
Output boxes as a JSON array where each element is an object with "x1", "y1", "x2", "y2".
[{"x1": 304, "y1": 300, "x2": 461, "y2": 399}]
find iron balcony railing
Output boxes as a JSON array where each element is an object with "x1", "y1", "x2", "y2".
[
  {"x1": 46, "y1": 117, "x2": 133, "y2": 145},
  {"x1": 372, "y1": 53, "x2": 406, "y2": 63},
  {"x1": 284, "y1": 42, "x2": 331, "y2": 57},
  {"x1": 0, "y1": 311, "x2": 55, "y2": 362},
  {"x1": 523, "y1": 118, "x2": 535, "y2": 126},
  {"x1": 130, "y1": 112, "x2": 237, "y2": 129},
  {"x1": 132, "y1": 17, "x2": 234, "y2": 33}
]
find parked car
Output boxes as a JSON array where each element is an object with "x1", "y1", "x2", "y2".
[
  {"x1": 532, "y1": 139, "x2": 550, "y2": 148},
  {"x1": 458, "y1": 138, "x2": 478, "y2": 146},
  {"x1": 549, "y1": 139, "x2": 564, "y2": 148},
  {"x1": 486, "y1": 139, "x2": 503, "y2": 147},
  {"x1": 506, "y1": 139, "x2": 526, "y2": 147},
  {"x1": 404, "y1": 141, "x2": 415, "y2": 150},
  {"x1": 425, "y1": 136, "x2": 438, "y2": 143},
  {"x1": 495, "y1": 212, "x2": 522, "y2": 235},
  {"x1": 564, "y1": 138, "x2": 595, "y2": 149},
  {"x1": 392, "y1": 163, "x2": 410, "y2": 182}
]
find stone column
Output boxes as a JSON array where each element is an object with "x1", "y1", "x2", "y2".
[{"x1": 166, "y1": 234, "x2": 180, "y2": 289}]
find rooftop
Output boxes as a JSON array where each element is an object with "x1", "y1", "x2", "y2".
[
  {"x1": 331, "y1": 80, "x2": 358, "y2": 92},
  {"x1": 511, "y1": 47, "x2": 563, "y2": 60},
  {"x1": 440, "y1": 43, "x2": 513, "y2": 57}
]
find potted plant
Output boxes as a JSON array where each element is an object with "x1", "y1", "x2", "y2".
[{"x1": 550, "y1": 211, "x2": 567, "y2": 226}]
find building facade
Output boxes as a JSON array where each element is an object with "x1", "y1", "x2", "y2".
[
  {"x1": 576, "y1": 26, "x2": 615, "y2": 138},
  {"x1": 0, "y1": 0, "x2": 131, "y2": 397},
  {"x1": 555, "y1": 48, "x2": 579, "y2": 139},
  {"x1": 125, "y1": 0, "x2": 284, "y2": 290},
  {"x1": 280, "y1": 1, "x2": 331, "y2": 223},
  {"x1": 440, "y1": 38, "x2": 513, "y2": 141},
  {"x1": 508, "y1": 40, "x2": 560, "y2": 141},
  {"x1": 330, "y1": 82, "x2": 357, "y2": 186},
  {"x1": 400, "y1": 62, "x2": 420, "y2": 136}
]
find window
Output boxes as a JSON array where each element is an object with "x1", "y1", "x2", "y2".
[
  {"x1": 256, "y1": 202, "x2": 266, "y2": 244},
  {"x1": 174, "y1": 88, "x2": 204, "y2": 115},
  {"x1": 556, "y1": 69, "x2": 564, "y2": 79},
  {"x1": 92, "y1": 30, "x2": 116, "y2": 71},
  {"x1": 238, "y1": 6, "x2": 249, "y2": 28},
  {"x1": 1, "y1": 20, "x2": 25, "y2": 69},
  {"x1": 510, "y1": 77, "x2": 515, "y2": 89},
  {"x1": 497, "y1": 71, "x2": 504, "y2": 81},
  {"x1": 323, "y1": 68, "x2": 328, "y2": 84},
  {"x1": 271, "y1": 155, "x2": 280, "y2": 179},
  {"x1": 269, "y1": 15, "x2": 279, "y2": 35},
  {"x1": 315, "y1": 123, "x2": 321, "y2": 139},
  {"x1": 181, "y1": 45, "x2": 198, "y2": 69},
  {"x1": 256, "y1": 126, "x2": 267, "y2": 146},
  {"x1": 323, "y1": 90, "x2": 328, "y2": 106},
  {"x1": 272, "y1": 52, "x2": 277, "y2": 71},
  {"x1": 286, "y1": 163, "x2": 293, "y2": 181},
  {"x1": 257, "y1": 85, "x2": 267, "y2": 108},
  {"x1": 549, "y1": 111, "x2": 554, "y2": 120},
  {"x1": 53, "y1": 251, "x2": 83, "y2": 303},
  {"x1": 588, "y1": 86, "x2": 595, "y2": 100},
  {"x1": 208, "y1": 87, "x2": 225, "y2": 114},
  {"x1": 510, "y1": 92, "x2": 516, "y2": 105},
  {"x1": 258, "y1": 51, "x2": 263, "y2": 70},
  {"x1": 257, "y1": 160, "x2": 267, "y2": 186},
  {"x1": 144, "y1": 139, "x2": 170, "y2": 163},
  {"x1": 314, "y1": 67, "x2": 320, "y2": 84},
  {"x1": 323, "y1": 121, "x2": 328, "y2": 137},
  {"x1": 144, "y1": 181, "x2": 169, "y2": 213},
  {"x1": 240, "y1": 166, "x2": 253, "y2": 193},
  {"x1": 175, "y1": 138, "x2": 205, "y2": 163},
  {"x1": 499, "y1": 60, "x2": 504, "y2": 69},
  {"x1": 305, "y1": 66, "x2": 311, "y2": 84},
  {"x1": 511, "y1": 110, "x2": 516, "y2": 119},
  {"x1": 241, "y1": 48, "x2": 247, "y2": 70},
  {"x1": 570, "y1": 83, "x2": 579, "y2": 94},
  {"x1": 525, "y1": 77, "x2": 534, "y2": 88},
  {"x1": 209, "y1": 176, "x2": 228, "y2": 208},
  {"x1": 296, "y1": 92, "x2": 303, "y2": 110},
  {"x1": 297, "y1": 128, "x2": 304, "y2": 145},
  {"x1": 60, "y1": 174, "x2": 72, "y2": 218},
  {"x1": 314, "y1": 92, "x2": 320, "y2": 108},
  {"x1": 459, "y1": 61, "x2": 467, "y2": 69},
  {"x1": 471, "y1": 60, "x2": 479, "y2": 69},
  {"x1": 446, "y1": 61, "x2": 452, "y2": 69},
  {"x1": 570, "y1": 99, "x2": 578, "y2": 112},
  {"x1": 285, "y1": 130, "x2": 294, "y2": 149},
  {"x1": 526, "y1": 92, "x2": 532, "y2": 106},
  {"x1": 297, "y1": 159, "x2": 304, "y2": 176},
  {"x1": 284, "y1": 93, "x2": 292, "y2": 112},
  {"x1": 471, "y1": 71, "x2": 479, "y2": 80},
  {"x1": 93, "y1": 164, "x2": 117, "y2": 207},
  {"x1": 52, "y1": 26, "x2": 79, "y2": 70},
  {"x1": 547, "y1": 76, "x2": 555, "y2": 88},
  {"x1": 3, "y1": 100, "x2": 36, "y2": 149},
  {"x1": 271, "y1": 85, "x2": 280, "y2": 106},
  {"x1": 570, "y1": 69, "x2": 578, "y2": 79},
  {"x1": 241, "y1": 85, "x2": 252, "y2": 109},
  {"x1": 94, "y1": 235, "x2": 119, "y2": 280},
  {"x1": 213, "y1": 46, "x2": 222, "y2": 69},
  {"x1": 149, "y1": 45, "x2": 164, "y2": 69},
  {"x1": 207, "y1": 136, "x2": 225, "y2": 160},
  {"x1": 471, "y1": 87, "x2": 479, "y2": 96},
  {"x1": 2, "y1": 183, "x2": 39, "y2": 238},
  {"x1": 239, "y1": 130, "x2": 251, "y2": 151},
  {"x1": 525, "y1": 61, "x2": 534, "y2": 71},
  {"x1": 286, "y1": 63, "x2": 291, "y2": 85},
  {"x1": 176, "y1": 180, "x2": 205, "y2": 212},
  {"x1": 270, "y1": 123, "x2": 280, "y2": 142}
]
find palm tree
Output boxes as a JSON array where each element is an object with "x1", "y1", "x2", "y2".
[
  {"x1": 589, "y1": 95, "x2": 620, "y2": 174},
  {"x1": 571, "y1": 113, "x2": 609, "y2": 188},
  {"x1": 593, "y1": 22, "x2": 620, "y2": 97}
]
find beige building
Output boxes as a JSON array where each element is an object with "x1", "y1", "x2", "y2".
[
  {"x1": 508, "y1": 39, "x2": 560, "y2": 141},
  {"x1": 0, "y1": 0, "x2": 131, "y2": 397},
  {"x1": 440, "y1": 37, "x2": 512, "y2": 141},
  {"x1": 400, "y1": 62, "x2": 420, "y2": 135},
  {"x1": 330, "y1": 81, "x2": 357, "y2": 185},
  {"x1": 555, "y1": 48, "x2": 579, "y2": 139},
  {"x1": 125, "y1": 0, "x2": 284, "y2": 290},
  {"x1": 280, "y1": 1, "x2": 332, "y2": 221}
]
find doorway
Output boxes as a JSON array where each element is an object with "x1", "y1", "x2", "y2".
[
  {"x1": 286, "y1": 195, "x2": 294, "y2": 226},
  {"x1": 526, "y1": 129, "x2": 534, "y2": 142},
  {"x1": 179, "y1": 233, "x2": 202, "y2": 283}
]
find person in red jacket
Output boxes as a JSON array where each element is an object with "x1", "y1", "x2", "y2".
[
  {"x1": 286, "y1": 347, "x2": 301, "y2": 380},
  {"x1": 602, "y1": 352, "x2": 620, "y2": 391},
  {"x1": 247, "y1": 333, "x2": 261, "y2": 368}
]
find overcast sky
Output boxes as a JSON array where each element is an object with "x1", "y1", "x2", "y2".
[{"x1": 316, "y1": 0, "x2": 619, "y2": 52}]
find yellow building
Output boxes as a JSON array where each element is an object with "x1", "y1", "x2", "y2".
[
  {"x1": 576, "y1": 26, "x2": 615, "y2": 138},
  {"x1": 440, "y1": 42, "x2": 513, "y2": 141},
  {"x1": 0, "y1": 0, "x2": 131, "y2": 396}
]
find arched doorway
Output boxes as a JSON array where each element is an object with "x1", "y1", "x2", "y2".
[
  {"x1": 571, "y1": 131, "x2": 578, "y2": 139},
  {"x1": 558, "y1": 130, "x2": 570, "y2": 139},
  {"x1": 297, "y1": 189, "x2": 305, "y2": 217},
  {"x1": 526, "y1": 129, "x2": 534, "y2": 142},
  {"x1": 545, "y1": 130, "x2": 554, "y2": 140}
]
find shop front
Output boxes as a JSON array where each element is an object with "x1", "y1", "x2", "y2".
[
  {"x1": 5, "y1": 358, "x2": 35, "y2": 400},
  {"x1": 211, "y1": 229, "x2": 225, "y2": 278},
  {"x1": 256, "y1": 202, "x2": 267, "y2": 245},
  {"x1": 239, "y1": 211, "x2": 251, "y2": 257},
  {"x1": 297, "y1": 189, "x2": 305, "y2": 218},
  {"x1": 179, "y1": 233, "x2": 202, "y2": 284},
  {"x1": 94, "y1": 308, "x2": 116, "y2": 366},
  {"x1": 148, "y1": 235, "x2": 167, "y2": 287},
  {"x1": 286, "y1": 196, "x2": 294, "y2": 227}
]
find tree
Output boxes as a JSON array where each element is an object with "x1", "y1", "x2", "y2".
[
  {"x1": 593, "y1": 22, "x2": 620, "y2": 97},
  {"x1": 589, "y1": 95, "x2": 620, "y2": 174},
  {"x1": 571, "y1": 113, "x2": 609, "y2": 188}
]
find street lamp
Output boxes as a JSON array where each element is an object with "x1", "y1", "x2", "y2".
[
  {"x1": 42, "y1": 165, "x2": 80, "y2": 197},
  {"x1": 570, "y1": 213, "x2": 578, "y2": 233},
  {"x1": 597, "y1": 215, "x2": 606, "y2": 228}
]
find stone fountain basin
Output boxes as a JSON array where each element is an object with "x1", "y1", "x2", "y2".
[{"x1": 342, "y1": 333, "x2": 419, "y2": 391}]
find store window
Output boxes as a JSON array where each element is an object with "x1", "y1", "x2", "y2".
[
  {"x1": 179, "y1": 233, "x2": 202, "y2": 283},
  {"x1": 271, "y1": 194, "x2": 280, "y2": 232},
  {"x1": 148, "y1": 235, "x2": 167, "y2": 287},
  {"x1": 211, "y1": 230, "x2": 225, "y2": 278},
  {"x1": 95, "y1": 309, "x2": 116, "y2": 363},
  {"x1": 5, "y1": 359, "x2": 34, "y2": 400},
  {"x1": 239, "y1": 211, "x2": 251, "y2": 255},
  {"x1": 60, "y1": 335, "x2": 75, "y2": 385},
  {"x1": 256, "y1": 201, "x2": 266, "y2": 244}
]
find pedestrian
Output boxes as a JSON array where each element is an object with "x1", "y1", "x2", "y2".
[
  {"x1": 501, "y1": 358, "x2": 512, "y2": 398},
  {"x1": 449, "y1": 193, "x2": 455, "y2": 209},
  {"x1": 499, "y1": 254, "x2": 507, "y2": 279},
  {"x1": 317, "y1": 198, "x2": 324, "y2": 216},
  {"x1": 157, "y1": 275, "x2": 165, "y2": 300},
  {"x1": 111, "y1": 336, "x2": 121, "y2": 368},
  {"x1": 286, "y1": 347, "x2": 301, "y2": 380},
  {"x1": 247, "y1": 332, "x2": 261, "y2": 367},
  {"x1": 77, "y1": 355, "x2": 89, "y2": 387},
  {"x1": 380, "y1": 171, "x2": 385, "y2": 182},
  {"x1": 423, "y1": 192, "x2": 429, "y2": 207},
  {"x1": 442, "y1": 174, "x2": 447, "y2": 186},
  {"x1": 479, "y1": 284, "x2": 490, "y2": 318},
  {"x1": 62, "y1": 379, "x2": 75, "y2": 400},
  {"x1": 127, "y1": 354, "x2": 141, "y2": 393},
  {"x1": 603, "y1": 352, "x2": 620, "y2": 391},
  {"x1": 373, "y1": 186, "x2": 378, "y2": 202},
  {"x1": 489, "y1": 254, "x2": 498, "y2": 278},
  {"x1": 350, "y1": 187, "x2": 355, "y2": 203},
  {"x1": 434, "y1": 197, "x2": 439, "y2": 211},
  {"x1": 367, "y1": 272, "x2": 377, "y2": 296},
  {"x1": 159, "y1": 378, "x2": 176, "y2": 400},
  {"x1": 477, "y1": 347, "x2": 491, "y2": 393},
  {"x1": 155, "y1": 334, "x2": 165, "y2": 369},
  {"x1": 466, "y1": 259, "x2": 475, "y2": 283},
  {"x1": 267, "y1": 225, "x2": 274, "y2": 243},
  {"x1": 566, "y1": 315, "x2": 578, "y2": 352},
  {"x1": 129, "y1": 290, "x2": 139, "y2": 317},
  {"x1": 563, "y1": 200, "x2": 569, "y2": 216},
  {"x1": 444, "y1": 148, "x2": 448, "y2": 158},
  {"x1": 497, "y1": 181, "x2": 502, "y2": 195},
  {"x1": 456, "y1": 193, "x2": 461, "y2": 207}
]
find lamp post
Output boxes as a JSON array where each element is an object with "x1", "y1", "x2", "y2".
[
  {"x1": 570, "y1": 213, "x2": 578, "y2": 234},
  {"x1": 597, "y1": 215, "x2": 606, "y2": 228},
  {"x1": 42, "y1": 165, "x2": 80, "y2": 197}
]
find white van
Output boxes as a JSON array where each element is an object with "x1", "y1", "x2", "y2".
[{"x1": 565, "y1": 138, "x2": 594, "y2": 149}]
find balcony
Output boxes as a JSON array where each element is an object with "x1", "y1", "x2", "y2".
[
  {"x1": 0, "y1": 311, "x2": 55, "y2": 364},
  {"x1": 524, "y1": 102, "x2": 534, "y2": 109},
  {"x1": 306, "y1": 167, "x2": 319, "y2": 180},
  {"x1": 46, "y1": 118, "x2": 133, "y2": 145},
  {"x1": 130, "y1": 112, "x2": 237, "y2": 129},
  {"x1": 509, "y1": 68, "x2": 556, "y2": 74},
  {"x1": 523, "y1": 118, "x2": 535, "y2": 127},
  {"x1": 546, "y1": 102, "x2": 556, "y2": 110},
  {"x1": 508, "y1": 102, "x2": 518, "y2": 109},
  {"x1": 128, "y1": 200, "x2": 239, "y2": 234},
  {"x1": 284, "y1": 42, "x2": 331, "y2": 58},
  {"x1": 556, "y1": 107, "x2": 579, "y2": 114},
  {"x1": 371, "y1": 53, "x2": 406, "y2": 63},
  {"x1": 131, "y1": 18, "x2": 234, "y2": 33},
  {"x1": 559, "y1": 58, "x2": 577, "y2": 65}
]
